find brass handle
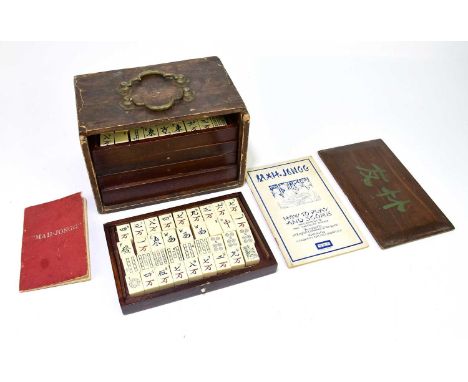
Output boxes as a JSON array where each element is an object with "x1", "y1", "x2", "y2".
[{"x1": 119, "y1": 69, "x2": 194, "y2": 111}]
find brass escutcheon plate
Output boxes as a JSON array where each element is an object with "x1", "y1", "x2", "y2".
[{"x1": 119, "y1": 69, "x2": 194, "y2": 111}]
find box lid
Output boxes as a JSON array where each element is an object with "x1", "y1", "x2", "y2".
[{"x1": 74, "y1": 56, "x2": 247, "y2": 135}]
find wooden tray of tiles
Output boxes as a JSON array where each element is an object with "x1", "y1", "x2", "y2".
[{"x1": 104, "y1": 192, "x2": 277, "y2": 314}]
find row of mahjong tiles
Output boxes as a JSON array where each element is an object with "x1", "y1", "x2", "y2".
[
  {"x1": 115, "y1": 198, "x2": 260, "y2": 296},
  {"x1": 100, "y1": 115, "x2": 228, "y2": 146}
]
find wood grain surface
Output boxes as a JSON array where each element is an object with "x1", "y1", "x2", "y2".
[
  {"x1": 318, "y1": 139, "x2": 454, "y2": 248},
  {"x1": 74, "y1": 56, "x2": 246, "y2": 133}
]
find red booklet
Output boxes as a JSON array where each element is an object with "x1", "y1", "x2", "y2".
[{"x1": 20, "y1": 193, "x2": 90, "y2": 292}]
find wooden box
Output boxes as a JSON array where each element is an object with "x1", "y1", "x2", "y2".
[
  {"x1": 74, "y1": 57, "x2": 249, "y2": 213},
  {"x1": 104, "y1": 192, "x2": 278, "y2": 314}
]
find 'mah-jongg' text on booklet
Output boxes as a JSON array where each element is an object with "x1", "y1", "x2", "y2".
[
  {"x1": 247, "y1": 157, "x2": 367, "y2": 267},
  {"x1": 20, "y1": 193, "x2": 90, "y2": 292}
]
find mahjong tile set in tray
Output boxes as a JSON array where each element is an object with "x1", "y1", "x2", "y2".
[{"x1": 104, "y1": 193, "x2": 277, "y2": 314}]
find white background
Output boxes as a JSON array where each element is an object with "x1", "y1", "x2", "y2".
[{"x1": 1, "y1": 3, "x2": 468, "y2": 381}]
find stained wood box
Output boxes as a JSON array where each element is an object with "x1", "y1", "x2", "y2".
[
  {"x1": 74, "y1": 57, "x2": 249, "y2": 213},
  {"x1": 104, "y1": 192, "x2": 278, "y2": 314}
]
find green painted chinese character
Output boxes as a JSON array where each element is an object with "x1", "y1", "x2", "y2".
[
  {"x1": 356, "y1": 164, "x2": 389, "y2": 187},
  {"x1": 376, "y1": 187, "x2": 410, "y2": 212}
]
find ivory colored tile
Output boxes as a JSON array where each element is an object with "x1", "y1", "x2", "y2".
[
  {"x1": 233, "y1": 215, "x2": 250, "y2": 231},
  {"x1": 148, "y1": 236, "x2": 171, "y2": 269},
  {"x1": 173, "y1": 210, "x2": 190, "y2": 228},
  {"x1": 129, "y1": 127, "x2": 144, "y2": 141},
  {"x1": 114, "y1": 130, "x2": 129, "y2": 144},
  {"x1": 117, "y1": 241, "x2": 135, "y2": 258},
  {"x1": 140, "y1": 269, "x2": 159, "y2": 293},
  {"x1": 205, "y1": 220, "x2": 223, "y2": 236},
  {"x1": 159, "y1": 213, "x2": 175, "y2": 231},
  {"x1": 212, "y1": 201, "x2": 227, "y2": 212},
  {"x1": 169, "y1": 262, "x2": 189, "y2": 285},
  {"x1": 163, "y1": 242, "x2": 188, "y2": 285},
  {"x1": 148, "y1": 233, "x2": 167, "y2": 268},
  {"x1": 186, "y1": 206, "x2": 202, "y2": 216},
  {"x1": 215, "y1": 208, "x2": 229, "y2": 218},
  {"x1": 194, "y1": 238, "x2": 211, "y2": 256},
  {"x1": 100, "y1": 132, "x2": 115, "y2": 146},
  {"x1": 125, "y1": 273, "x2": 145, "y2": 296},
  {"x1": 145, "y1": 226, "x2": 161, "y2": 237},
  {"x1": 225, "y1": 198, "x2": 241, "y2": 209},
  {"x1": 154, "y1": 264, "x2": 174, "y2": 289},
  {"x1": 237, "y1": 227, "x2": 255, "y2": 246},
  {"x1": 200, "y1": 204, "x2": 214, "y2": 216},
  {"x1": 230, "y1": 211, "x2": 245, "y2": 221},
  {"x1": 225, "y1": 198, "x2": 244, "y2": 218},
  {"x1": 183, "y1": 119, "x2": 200, "y2": 132},
  {"x1": 130, "y1": 220, "x2": 147, "y2": 239},
  {"x1": 176, "y1": 227, "x2": 196, "y2": 251},
  {"x1": 165, "y1": 245, "x2": 184, "y2": 262},
  {"x1": 213, "y1": 252, "x2": 231, "y2": 273},
  {"x1": 198, "y1": 118, "x2": 213, "y2": 130},
  {"x1": 198, "y1": 253, "x2": 217, "y2": 277},
  {"x1": 157, "y1": 124, "x2": 174, "y2": 136},
  {"x1": 208, "y1": 235, "x2": 226, "y2": 254},
  {"x1": 116, "y1": 224, "x2": 133, "y2": 242},
  {"x1": 227, "y1": 205, "x2": 244, "y2": 219},
  {"x1": 184, "y1": 258, "x2": 203, "y2": 281},
  {"x1": 202, "y1": 206, "x2": 219, "y2": 231},
  {"x1": 222, "y1": 231, "x2": 240, "y2": 249},
  {"x1": 136, "y1": 252, "x2": 156, "y2": 271},
  {"x1": 120, "y1": 255, "x2": 140, "y2": 275},
  {"x1": 148, "y1": 232, "x2": 165, "y2": 248},
  {"x1": 209, "y1": 115, "x2": 227, "y2": 127},
  {"x1": 177, "y1": 227, "x2": 194, "y2": 243},
  {"x1": 194, "y1": 238, "x2": 218, "y2": 277},
  {"x1": 219, "y1": 217, "x2": 235, "y2": 232},
  {"x1": 241, "y1": 244, "x2": 260, "y2": 266},
  {"x1": 144, "y1": 217, "x2": 161, "y2": 235},
  {"x1": 134, "y1": 237, "x2": 151, "y2": 254},
  {"x1": 143, "y1": 126, "x2": 158, "y2": 139},
  {"x1": 212, "y1": 201, "x2": 229, "y2": 219},
  {"x1": 187, "y1": 207, "x2": 203, "y2": 224},
  {"x1": 201, "y1": 210, "x2": 216, "y2": 221},
  {"x1": 226, "y1": 247, "x2": 245, "y2": 270},
  {"x1": 208, "y1": 236, "x2": 230, "y2": 272},
  {"x1": 162, "y1": 229, "x2": 179, "y2": 248},
  {"x1": 149, "y1": 247, "x2": 167, "y2": 268},
  {"x1": 172, "y1": 121, "x2": 186, "y2": 134},
  {"x1": 192, "y1": 222, "x2": 210, "y2": 239},
  {"x1": 181, "y1": 241, "x2": 197, "y2": 259}
]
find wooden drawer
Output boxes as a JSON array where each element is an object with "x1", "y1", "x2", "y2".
[
  {"x1": 97, "y1": 152, "x2": 238, "y2": 189},
  {"x1": 101, "y1": 165, "x2": 239, "y2": 205},
  {"x1": 93, "y1": 139, "x2": 238, "y2": 175}
]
